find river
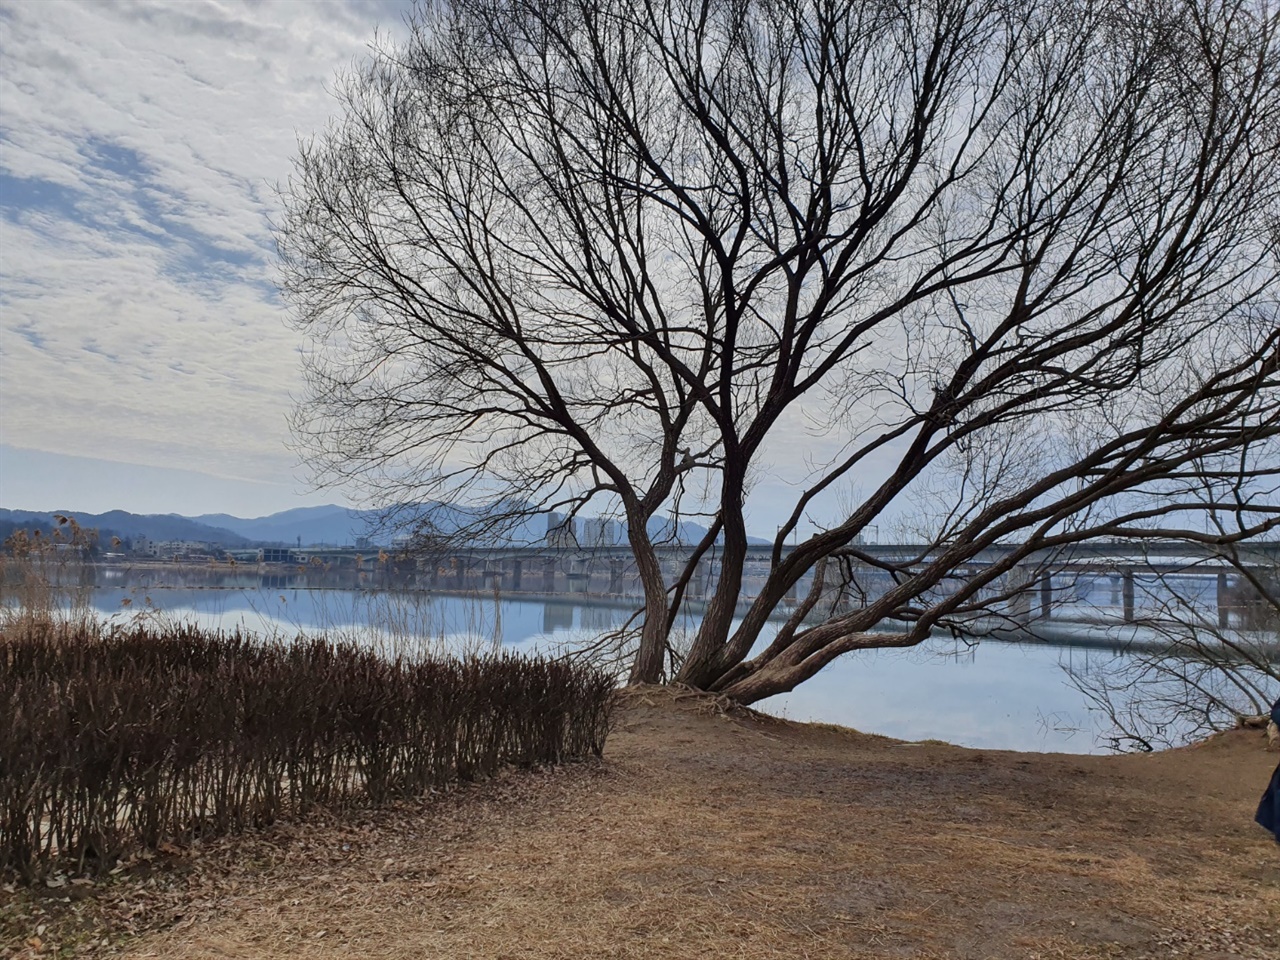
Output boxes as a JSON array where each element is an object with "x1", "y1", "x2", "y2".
[{"x1": 54, "y1": 563, "x2": 1225, "y2": 755}]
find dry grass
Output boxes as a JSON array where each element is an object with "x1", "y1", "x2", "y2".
[{"x1": 5, "y1": 686, "x2": 1279, "y2": 959}]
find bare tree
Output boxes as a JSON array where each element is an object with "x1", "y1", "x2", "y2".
[
  {"x1": 280, "y1": 0, "x2": 1280, "y2": 701},
  {"x1": 1066, "y1": 488, "x2": 1279, "y2": 751}
]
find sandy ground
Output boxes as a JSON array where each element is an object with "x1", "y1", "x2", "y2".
[{"x1": 4, "y1": 686, "x2": 1279, "y2": 959}]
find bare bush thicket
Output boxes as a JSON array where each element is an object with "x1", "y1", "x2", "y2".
[{"x1": 0, "y1": 620, "x2": 612, "y2": 882}]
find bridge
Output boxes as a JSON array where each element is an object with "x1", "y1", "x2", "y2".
[{"x1": 245, "y1": 538, "x2": 1277, "y2": 639}]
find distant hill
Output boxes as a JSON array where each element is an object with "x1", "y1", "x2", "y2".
[
  {"x1": 193, "y1": 504, "x2": 522, "y2": 547},
  {"x1": 193, "y1": 505, "x2": 368, "y2": 546},
  {"x1": 198, "y1": 503, "x2": 735, "y2": 549},
  {"x1": 0, "y1": 509, "x2": 251, "y2": 547},
  {"x1": 1, "y1": 505, "x2": 771, "y2": 549}
]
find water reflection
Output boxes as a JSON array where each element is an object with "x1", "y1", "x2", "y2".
[{"x1": 542, "y1": 601, "x2": 575, "y2": 633}]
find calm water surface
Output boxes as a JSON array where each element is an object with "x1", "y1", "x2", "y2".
[{"x1": 78, "y1": 579, "x2": 1145, "y2": 755}]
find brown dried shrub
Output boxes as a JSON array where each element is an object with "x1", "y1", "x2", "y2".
[{"x1": 0, "y1": 620, "x2": 612, "y2": 881}]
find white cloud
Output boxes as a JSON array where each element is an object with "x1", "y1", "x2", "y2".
[{"x1": 0, "y1": 0, "x2": 410, "y2": 500}]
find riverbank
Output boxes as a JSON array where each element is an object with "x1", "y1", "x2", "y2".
[{"x1": 4, "y1": 688, "x2": 1278, "y2": 959}]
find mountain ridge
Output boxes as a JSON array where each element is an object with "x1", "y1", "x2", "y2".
[
  {"x1": 0, "y1": 509, "x2": 251, "y2": 547},
  {"x1": 1, "y1": 506, "x2": 769, "y2": 548}
]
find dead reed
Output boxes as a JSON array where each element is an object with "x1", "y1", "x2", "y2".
[{"x1": 0, "y1": 619, "x2": 612, "y2": 882}]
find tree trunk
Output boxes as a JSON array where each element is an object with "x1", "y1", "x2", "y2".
[
  {"x1": 626, "y1": 528, "x2": 670, "y2": 685},
  {"x1": 716, "y1": 667, "x2": 790, "y2": 705},
  {"x1": 675, "y1": 490, "x2": 748, "y2": 688}
]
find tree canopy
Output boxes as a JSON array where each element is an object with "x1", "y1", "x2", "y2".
[{"x1": 280, "y1": 0, "x2": 1280, "y2": 701}]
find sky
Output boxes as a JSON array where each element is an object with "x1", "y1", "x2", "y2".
[
  {"x1": 0, "y1": 0, "x2": 901, "y2": 532},
  {"x1": 0, "y1": 0, "x2": 413, "y2": 517}
]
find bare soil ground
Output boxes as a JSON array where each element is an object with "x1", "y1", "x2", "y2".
[{"x1": 4, "y1": 687, "x2": 1279, "y2": 959}]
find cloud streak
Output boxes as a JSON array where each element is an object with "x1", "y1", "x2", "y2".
[{"x1": 1, "y1": 0, "x2": 410, "y2": 487}]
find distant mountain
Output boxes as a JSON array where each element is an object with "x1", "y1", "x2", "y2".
[
  {"x1": 194, "y1": 503, "x2": 533, "y2": 547},
  {"x1": 2, "y1": 504, "x2": 771, "y2": 549},
  {"x1": 0, "y1": 509, "x2": 251, "y2": 547},
  {"x1": 193, "y1": 505, "x2": 368, "y2": 546}
]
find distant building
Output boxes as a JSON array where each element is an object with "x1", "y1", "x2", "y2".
[
  {"x1": 130, "y1": 537, "x2": 214, "y2": 560},
  {"x1": 580, "y1": 518, "x2": 617, "y2": 548},
  {"x1": 546, "y1": 512, "x2": 578, "y2": 549}
]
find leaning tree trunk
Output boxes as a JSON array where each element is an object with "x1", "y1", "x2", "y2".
[
  {"x1": 626, "y1": 524, "x2": 671, "y2": 685},
  {"x1": 674, "y1": 482, "x2": 750, "y2": 689}
]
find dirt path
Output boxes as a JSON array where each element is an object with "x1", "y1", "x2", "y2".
[{"x1": 5, "y1": 688, "x2": 1279, "y2": 959}]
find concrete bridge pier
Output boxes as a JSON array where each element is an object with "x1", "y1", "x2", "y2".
[
  {"x1": 1007, "y1": 565, "x2": 1033, "y2": 623},
  {"x1": 568, "y1": 557, "x2": 591, "y2": 594},
  {"x1": 482, "y1": 560, "x2": 502, "y2": 592},
  {"x1": 1217, "y1": 570, "x2": 1230, "y2": 630},
  {"x1": 832, "y1": 574, "x2": 854, "y2": 614}
]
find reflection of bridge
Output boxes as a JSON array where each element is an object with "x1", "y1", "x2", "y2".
[{"x1": 276, "y1": 540, "x2": 1277, "y2": 637}]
